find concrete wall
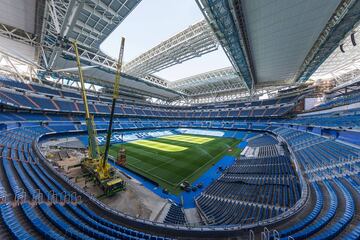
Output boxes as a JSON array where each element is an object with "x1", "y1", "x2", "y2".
[
  {"x1": 0, "y1": 35, "x2": 36, "y2": 61},
  {"x1": 0, "y1": 0, "x2": 36, "y2": 33}
]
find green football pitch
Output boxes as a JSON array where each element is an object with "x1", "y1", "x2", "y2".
[{"x1": 106, "y1": 134, "x2": 241, "y2": 194}]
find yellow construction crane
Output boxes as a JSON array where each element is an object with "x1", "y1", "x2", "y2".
[
  {"x1": 101, "y1": 37, "x2": 125, "y2": 179},
  {"x1": 72, "y1": 39, "x2": 125, "y2": 196},
  {"x1": 73, "y1": 41, "x2": 100, "y2": 162}
]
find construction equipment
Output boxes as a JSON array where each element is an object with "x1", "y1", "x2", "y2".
[
  {"x1": 73, "y1": 39, "x2": 125, "y2": 196},
  {"x1": 116, "y1": 147, "x2": 126, "y2": 166},
  {"x1": 102, "y1": 38, "x2": 126, "y2": 171}
]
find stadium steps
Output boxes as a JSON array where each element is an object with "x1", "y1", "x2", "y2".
[
  {"x1": 307, "y1": 180, "x2": 347, "y2": 239},
  {"x1": 7, "y1": 147, "x2": 32, "y2": 199},
  {"x1": 278, "y1": 180, "x2": 336, "y2": 239},
  {"x1": 313, "y1": 179, "x2": 354, "y2": 239},
  {"x1": 163, "y1": 204, "x2": 187, "y2": 225},
  {"x1": 12, "y1": 205, "x2": 43, "y2": 239},
  {"x1": 0, "y1": 147, "x2": 14, "y2": 200},
  {"x1": 32, "y1": 204, "x2": 66, "y2": 238},
  {"x1": 27, "y1": 84, "x2": 36, "y2": 92},
  {"x1": 0, "y1": 203, "x2": 35, "y2": 240},
  {"x1": 0, "y1": 210, "x2": 12, "y2": 239},
  {"x1": 0, "y1": 91, "x2": 21, "y2": 106},
  {"x1": 335, "y1": 177, "x2": 360, "y2": 239},
  {"x1": 39, "y1": 203, "x2": 93, "y2": 240},
  {"x1": 268, "y1": 182, "x2": 320, "y2": 237},
  {"x1": 154, "y1": 202, "x2": 170, "y2": 223},
  {"x1": 268, "y1": 181, "x2": 325, "y2": 239},
  {"x1": 21, "y1": 202, "x2": 67, "y2": 240},
  {"x1": 92, "y1": 103, "x2": 99, "y2": 113},
  {"x1": 73, "y1": 102, "x2": 80, "y2": 112}
]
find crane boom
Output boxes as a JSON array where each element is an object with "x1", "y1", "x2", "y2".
[
  {"x1": 102, "y1": 37, "x2": 125, "y2": 168},
  {"x1": 73, "y1": 41, "x2": 99, "y2": 160},
  {"x1": 72, "y1": 40, "x2": 125, "y2": 196}
]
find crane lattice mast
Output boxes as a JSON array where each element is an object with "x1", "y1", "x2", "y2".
[
  {"x1": 72, "y1": 41, "x2": 99, "y2": 160},
  {"x1": 101, "y1": 37, "x2": 125, "y2": 176}
]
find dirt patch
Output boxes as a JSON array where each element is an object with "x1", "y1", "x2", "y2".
[{"x1": 43, "y1": 144, "x2": 168, "y2": 221}]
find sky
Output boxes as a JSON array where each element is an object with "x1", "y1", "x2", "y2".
[{"x1": 100, "y1": 0, "x2": 232, "y2": 81}]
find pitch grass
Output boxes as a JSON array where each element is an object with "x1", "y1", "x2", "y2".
[
  {"x1": 159, "y1": 135, "x2": 214, "y2": 144},
  {"x1": 106, "y1": 134, "x2": 242, "y2": 195},
  {"x1": 131, "y1": 139, "x2": 188, "y2": 152}
]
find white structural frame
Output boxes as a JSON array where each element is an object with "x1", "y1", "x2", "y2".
[
  {"x1": 3, "y1": 0, "x2": 360, "y2": 106},
  {"x1": 40, "y1": 0, "x2": 141, "y2": 68},
  {"x1": 0, "y1": 23, "x2": 38, "y2": 47},
  {"x1": 0, "y1": 50, "x2": 40, "y2": 83},
  {"x1": 170, "y1": 67, "x2": 245, "y2": 96},
  {"x1": 167, "y1": 85, "x2": 284, "y2": 106},
  {"x1": 311, "y1": 24, "x2": 360, "y2": 85},
  {"x1": 294, "y1": 0, "x2": 360, "y2": 82},
  {"x1": 38, "y1": 0, "x2": 173, "y2": 88},
  {"x1": 124, "y1": 20, "x2": 219, "y2": 77}
]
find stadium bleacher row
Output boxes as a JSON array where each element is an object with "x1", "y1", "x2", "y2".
[
  {"x1": 0, "y1": 77, "x2": 358, "y2": 239},
  {"x1": 195, "y1": 135, "x2": 301, "y2": 226},
  {"x1": 163, "y1": 204, "x2": 187, "y2": 225},
  {"x1": 283, "y1": 109, "x2": 360, "y2": 128},
  {"x1": 312, "y1": 91, "x2": 360, "y2": 111},
  {"x1": 258, "y1": 145, "x2": 279, "y2": 157},
  {"x1": 272, "y1": 128, "x2": 360, "y2": 180},
  {"x1": 0, "y1": 78, "x2": 297, "y2": 118},
  {"x1": 247, "y1": 134, "x2": 279, "y2": 147},
  {"x1": 0, "y1": 109, "x2": 357, "y2": 238},
  {"x1": 269, "y1": 127, "x2": 359, "y2": 239}
]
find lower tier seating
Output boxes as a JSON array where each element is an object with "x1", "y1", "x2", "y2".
[
  {"x1": 0, "y1": 116, "x2": 357, "y2": 239},
  {"x1": 163, "y1": 204, "x2": 187, "y2": 225},
  {"x1": 0, "y1": 126, "x2": 170, "y2": 240},
  {"x1": 196, "y1": 143, "x2": 301, "y2": 225}
]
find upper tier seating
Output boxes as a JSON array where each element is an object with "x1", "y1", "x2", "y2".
[
  {"x1": 0, "y1": 113, "x2": 357, "y2": 239},
  {"x1": 0, "y1": 77, "x2": 298, "y2": 118},
  {"x1": 286, "y1": 109, "x2": 360, "y2": 128},
  {"x1": 0, "y1": 76, "x2": 358, "y2": 239},
  {"x1": 312, "y1": 91, "x2": 360, "y2": 111}
]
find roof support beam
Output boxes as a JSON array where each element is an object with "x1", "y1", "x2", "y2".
[
  {"x1": 124, "y1": 20, "x2": 219, "y2": 77},
  {"x1": 75, "y1": 21, "x2": 102, "y2": 37},
  {"x1": 39, "y1": 0, "x2": 141, "y2": 69},
  {"x1": 196, "y1": 0, "x2": 255, "y2": 90},
  {"x1": 0, "y1": 23, "x2": 38, "y2": 47},
  {"x1": 87, "y1": 0, "x2": 127, "y2": 20},
  {"x1": 42, "y1": 0, "x2": 83, "y2": 68},
  {"x1": 295, "y1": 0, "x2": 360, "y2": 82},
  {"x1": 171, "y1": 67, "x2": 246, "y2": 96},
  {"x1": 230, "y1": 0, "x2": 256, "y2": 87}
]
